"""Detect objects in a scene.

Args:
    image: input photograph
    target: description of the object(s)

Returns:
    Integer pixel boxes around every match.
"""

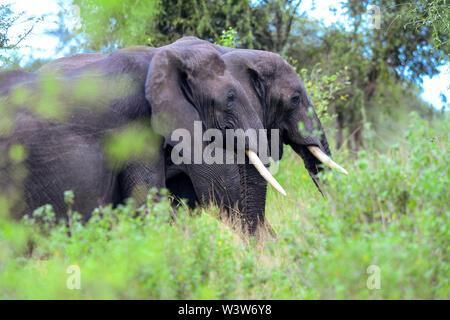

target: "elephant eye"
[226,91,235,108]
[290,95,300,105]
[227,91,235,101]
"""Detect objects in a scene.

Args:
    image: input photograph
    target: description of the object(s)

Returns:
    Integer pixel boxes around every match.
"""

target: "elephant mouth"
[306,145,348,175]
[289,142,348,194]
[291,143,324,175]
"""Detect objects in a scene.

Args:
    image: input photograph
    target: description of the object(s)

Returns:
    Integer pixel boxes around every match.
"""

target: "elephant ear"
[145,46,229,163]
[145,48,200,150]
[245,61,283,159]
[247,66,265,101]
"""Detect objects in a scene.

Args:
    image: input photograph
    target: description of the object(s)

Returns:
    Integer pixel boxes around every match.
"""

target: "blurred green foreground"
[0,113,448,299]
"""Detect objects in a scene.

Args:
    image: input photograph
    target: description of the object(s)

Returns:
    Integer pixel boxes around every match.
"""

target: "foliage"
[405,0,450,57]
[249,0,302,53]
[0,4,42,66]
[296,65,350,129]
[61,0,305,52]
[71,0,160,51]
[217,27,238,48]
[0,114,448,299]
[70,0,255,50]
[286,0,447,150]
[0,4,33,50]
[51,0,447,151]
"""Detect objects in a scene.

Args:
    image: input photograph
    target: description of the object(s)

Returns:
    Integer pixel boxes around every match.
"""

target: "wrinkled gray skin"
[0,42,265,229]
[1,49,159,219]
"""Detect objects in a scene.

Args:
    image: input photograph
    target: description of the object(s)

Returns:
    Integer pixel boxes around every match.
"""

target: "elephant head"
[145,44,286,196]
[221,50,348,192]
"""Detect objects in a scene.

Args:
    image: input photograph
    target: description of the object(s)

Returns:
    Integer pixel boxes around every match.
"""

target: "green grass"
[0,112,448,299]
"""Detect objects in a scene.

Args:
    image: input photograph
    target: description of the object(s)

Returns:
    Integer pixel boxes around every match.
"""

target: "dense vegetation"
[0,0,448,299]
[0,114,448,299]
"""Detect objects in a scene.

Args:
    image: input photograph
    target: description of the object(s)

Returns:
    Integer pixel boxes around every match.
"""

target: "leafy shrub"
[0,113,448,299]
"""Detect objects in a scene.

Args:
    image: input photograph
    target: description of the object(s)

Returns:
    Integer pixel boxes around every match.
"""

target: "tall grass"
[0,113,448,299]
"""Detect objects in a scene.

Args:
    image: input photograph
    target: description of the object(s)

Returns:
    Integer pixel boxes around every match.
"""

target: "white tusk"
[246,150,287,196]
[307,146,349,175]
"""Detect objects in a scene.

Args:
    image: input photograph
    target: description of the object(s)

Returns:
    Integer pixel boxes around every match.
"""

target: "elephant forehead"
[201,72,235,90]
[184,49,226,77]
[274,71,302,93]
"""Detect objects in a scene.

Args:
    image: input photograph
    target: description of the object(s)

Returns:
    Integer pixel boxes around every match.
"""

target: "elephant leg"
[117,154,166,206]
[166,163,198,209]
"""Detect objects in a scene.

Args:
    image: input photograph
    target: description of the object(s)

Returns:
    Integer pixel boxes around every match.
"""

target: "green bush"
[0,113,448,299]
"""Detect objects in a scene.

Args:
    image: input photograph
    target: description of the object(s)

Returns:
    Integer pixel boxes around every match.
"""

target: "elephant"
[94,37,349,235]
[0,41,283,232]
[161,37,349,235]
[1,37,347,237]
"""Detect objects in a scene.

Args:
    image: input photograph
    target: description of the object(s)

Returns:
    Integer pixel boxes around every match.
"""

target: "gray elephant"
[0,41,281,229]
[163,37,348,235]
[1,37,347,237]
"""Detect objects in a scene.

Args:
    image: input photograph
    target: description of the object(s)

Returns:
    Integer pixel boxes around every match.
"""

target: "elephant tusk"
[246,150,287,196]
[307,146,349,175]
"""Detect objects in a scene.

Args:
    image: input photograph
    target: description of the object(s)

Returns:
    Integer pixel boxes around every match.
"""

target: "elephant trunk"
[179,149,273,237]
[238,163,268,236]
